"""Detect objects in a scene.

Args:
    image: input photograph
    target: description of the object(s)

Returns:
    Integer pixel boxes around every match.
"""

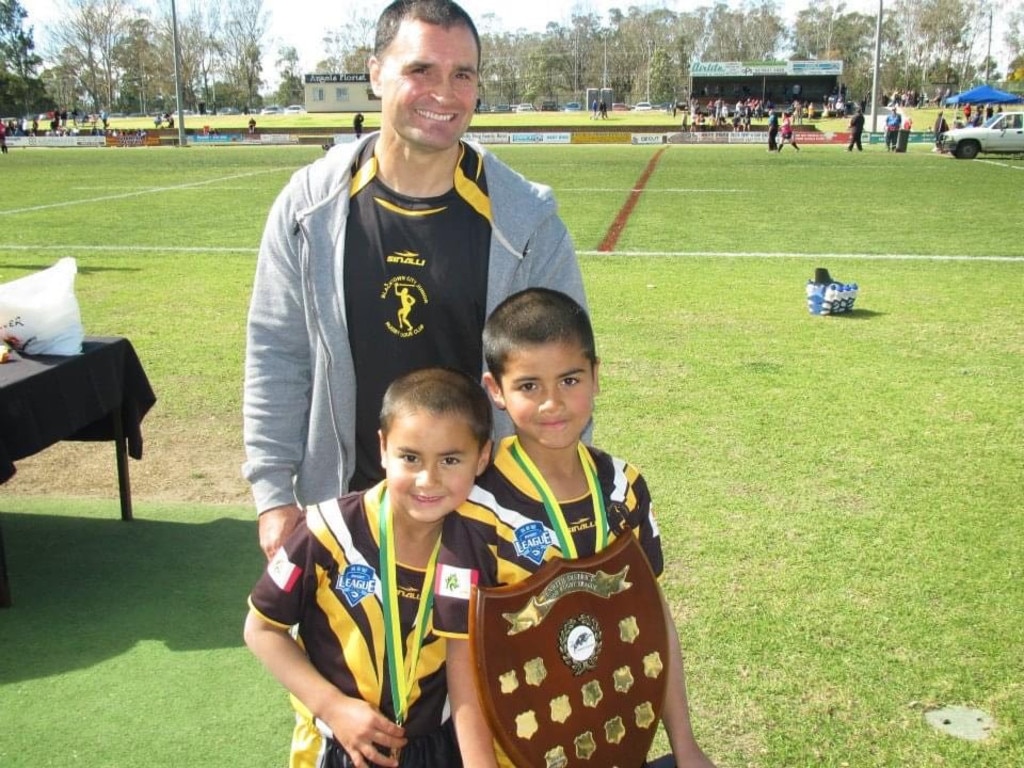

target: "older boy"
[434,288,716,767]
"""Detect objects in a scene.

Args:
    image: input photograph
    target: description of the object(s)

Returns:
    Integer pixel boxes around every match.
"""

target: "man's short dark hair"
[375,0,481,65]
[483,288,597,382]
[380,367,492,448]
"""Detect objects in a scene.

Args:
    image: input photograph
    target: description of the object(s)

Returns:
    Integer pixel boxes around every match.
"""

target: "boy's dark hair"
[483,288,597,381]
[380,367,492,448]
[375,0,481,66]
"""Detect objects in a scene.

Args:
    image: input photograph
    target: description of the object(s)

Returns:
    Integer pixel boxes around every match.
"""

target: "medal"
[507,438,610,558]
[378,490,439,736]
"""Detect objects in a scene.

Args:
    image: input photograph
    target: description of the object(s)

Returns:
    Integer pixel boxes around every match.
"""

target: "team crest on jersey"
[381,276,427,338]
[513,521,553,565]
[337,563,377,607]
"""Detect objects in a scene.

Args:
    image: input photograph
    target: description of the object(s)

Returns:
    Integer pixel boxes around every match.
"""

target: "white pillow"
[0,257,84,355]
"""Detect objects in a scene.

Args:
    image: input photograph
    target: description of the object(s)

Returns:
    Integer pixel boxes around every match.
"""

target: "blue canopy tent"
[944,84,1024,105]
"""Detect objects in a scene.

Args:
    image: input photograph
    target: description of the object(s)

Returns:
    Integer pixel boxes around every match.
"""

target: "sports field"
[0,143,1022,767]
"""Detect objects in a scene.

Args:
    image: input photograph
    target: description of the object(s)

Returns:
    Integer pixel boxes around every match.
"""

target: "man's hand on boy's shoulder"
[258,503,303,560]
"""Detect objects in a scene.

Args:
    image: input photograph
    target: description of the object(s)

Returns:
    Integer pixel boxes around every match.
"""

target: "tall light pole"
[170,0,187,146]
[869,0,883,134]
[985,6,993,84]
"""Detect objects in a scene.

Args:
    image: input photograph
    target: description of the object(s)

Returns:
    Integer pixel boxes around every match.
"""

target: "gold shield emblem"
[471,534,669,767]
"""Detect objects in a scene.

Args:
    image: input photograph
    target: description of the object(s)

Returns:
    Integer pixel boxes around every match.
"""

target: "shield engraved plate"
[471,534,670,768]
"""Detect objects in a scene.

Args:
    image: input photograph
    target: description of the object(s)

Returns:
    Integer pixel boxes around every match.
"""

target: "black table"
[0,336,156,606]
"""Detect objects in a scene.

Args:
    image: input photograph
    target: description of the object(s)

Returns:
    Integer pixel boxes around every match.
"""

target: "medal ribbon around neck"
[508,437,609,559]
[377,489,440,725]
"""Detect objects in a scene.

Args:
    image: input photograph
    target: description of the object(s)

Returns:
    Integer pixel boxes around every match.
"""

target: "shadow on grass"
[0,509,264,684]
[818,309,886,320]
[1,263,144,275]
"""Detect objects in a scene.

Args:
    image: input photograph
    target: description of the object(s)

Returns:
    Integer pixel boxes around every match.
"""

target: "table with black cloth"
[0,336,156,606]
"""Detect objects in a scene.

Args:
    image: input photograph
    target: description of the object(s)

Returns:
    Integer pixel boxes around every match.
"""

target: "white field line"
[561,188,747,193]
[2,243,1021,262]
[578,250,1024,262]
[975,158,1024,170]
[1,243,257,254]
[0,168,290,216]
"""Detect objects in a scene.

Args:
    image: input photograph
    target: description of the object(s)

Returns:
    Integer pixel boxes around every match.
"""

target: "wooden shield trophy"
[471,533,669,768]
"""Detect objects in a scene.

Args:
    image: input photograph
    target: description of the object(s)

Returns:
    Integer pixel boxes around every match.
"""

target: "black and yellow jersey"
[344,138,493,492]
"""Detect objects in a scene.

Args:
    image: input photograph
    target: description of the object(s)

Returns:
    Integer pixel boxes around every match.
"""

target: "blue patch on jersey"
[337,564,377,607]
[513,521,553,566]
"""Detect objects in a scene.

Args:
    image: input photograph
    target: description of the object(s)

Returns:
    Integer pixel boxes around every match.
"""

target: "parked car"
[283,105,306,114]
[493,104,512,112]
[513,103,535,112]
[260,105,283,115]
[611,102,629,111]
[941,111,1024,159]
[563,102,582,112]
[217,106,240,115]
[540,101,559,111]
[633,101,653,111]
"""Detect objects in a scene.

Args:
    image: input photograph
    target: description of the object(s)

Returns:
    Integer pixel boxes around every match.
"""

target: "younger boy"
[245,367,492,768]
[434,288,716,767]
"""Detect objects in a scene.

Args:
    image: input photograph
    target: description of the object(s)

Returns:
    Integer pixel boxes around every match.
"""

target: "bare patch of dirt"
[4,416,252,507]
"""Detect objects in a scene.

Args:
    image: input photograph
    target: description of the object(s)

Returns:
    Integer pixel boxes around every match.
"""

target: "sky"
[19,0,1013,86]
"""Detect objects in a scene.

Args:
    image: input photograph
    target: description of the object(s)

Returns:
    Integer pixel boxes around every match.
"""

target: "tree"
[222,0,266,109]
[0,0,46,114]
[273,45,303,105]
[50,0,133,112]
[112,15,163,114]
[319,8,375,73]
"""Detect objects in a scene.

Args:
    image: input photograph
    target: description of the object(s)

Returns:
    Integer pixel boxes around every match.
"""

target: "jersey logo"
[435,564,477,601]
[268,547,302,593]
[337,563,378,607]
[385,250,426,267]
[513,521,554,565]
[381,276,427,338]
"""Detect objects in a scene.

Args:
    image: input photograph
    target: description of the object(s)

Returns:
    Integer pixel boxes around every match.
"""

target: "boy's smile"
[486,341,599,461]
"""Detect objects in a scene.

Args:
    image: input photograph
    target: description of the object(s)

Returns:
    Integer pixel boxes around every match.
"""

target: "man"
[243,0,587,559]
[352,111,364,138]
[766,109,779,152]
[847,106,864,151]
[885,105,901,151]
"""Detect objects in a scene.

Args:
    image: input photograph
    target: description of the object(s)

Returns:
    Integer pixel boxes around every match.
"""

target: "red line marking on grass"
[597,147,667,252]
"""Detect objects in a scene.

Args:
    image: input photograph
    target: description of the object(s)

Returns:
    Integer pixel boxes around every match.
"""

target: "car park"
[941,111,1024,159]
[283,105,306,114]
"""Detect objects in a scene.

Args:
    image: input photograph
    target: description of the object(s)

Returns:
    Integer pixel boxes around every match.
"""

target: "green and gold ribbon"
[508,437,609,559]
[377,490,440,725]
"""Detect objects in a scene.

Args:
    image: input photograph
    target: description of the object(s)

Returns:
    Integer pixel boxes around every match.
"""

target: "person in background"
[353,111,365,139]
[884,105,901,151]
[766,108,779,152]
[245,367,492,768]
[846,106,865,152]
[933,111,949,153]
[243,0,587,560]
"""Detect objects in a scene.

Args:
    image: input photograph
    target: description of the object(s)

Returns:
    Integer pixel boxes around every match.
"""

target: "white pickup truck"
[941,111,1024,159]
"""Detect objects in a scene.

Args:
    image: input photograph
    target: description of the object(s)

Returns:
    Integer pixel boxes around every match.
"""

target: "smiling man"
[243,0,588,561]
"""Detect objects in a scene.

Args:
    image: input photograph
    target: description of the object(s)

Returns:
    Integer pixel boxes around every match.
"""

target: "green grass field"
[0,142,1022,767]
